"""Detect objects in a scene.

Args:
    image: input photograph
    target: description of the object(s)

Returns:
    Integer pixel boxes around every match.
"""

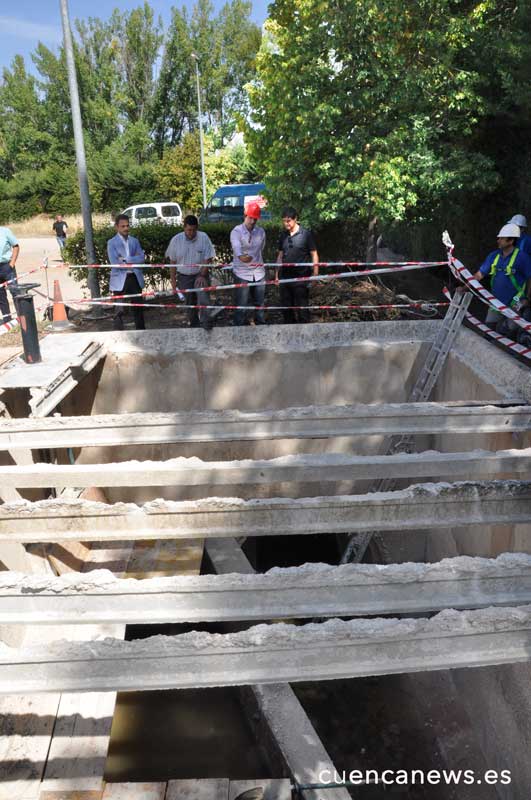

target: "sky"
[0,0,269,72]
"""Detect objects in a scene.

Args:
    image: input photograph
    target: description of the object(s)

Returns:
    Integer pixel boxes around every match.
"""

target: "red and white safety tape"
[68,261,444,306]
[86,299,447,313]
[442,287,531,361]
[69,260,448,271]
[448,256,531,334]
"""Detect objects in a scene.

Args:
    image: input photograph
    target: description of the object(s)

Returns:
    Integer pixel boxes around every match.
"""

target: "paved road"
[14,236,89,316]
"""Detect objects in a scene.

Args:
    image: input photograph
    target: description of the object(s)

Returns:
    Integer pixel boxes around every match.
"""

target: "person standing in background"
[0,226,20,324]
[52,215,69,259]
[165,215,216,331]
[230,202,267,326]
[107,214,146,331]
[276,207,319,324]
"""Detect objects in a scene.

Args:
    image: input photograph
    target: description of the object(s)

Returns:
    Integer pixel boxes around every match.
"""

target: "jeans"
[113,272,145,330]
[56,236,66,251]
[279,276,310,323]
[233,279,266,326]
[0,262,21,324]
[177,272,210,326]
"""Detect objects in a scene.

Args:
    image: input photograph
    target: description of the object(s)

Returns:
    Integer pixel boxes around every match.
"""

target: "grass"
[8,213,111,238]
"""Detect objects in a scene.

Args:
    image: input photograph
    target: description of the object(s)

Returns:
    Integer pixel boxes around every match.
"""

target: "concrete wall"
[74,322,431,503]
[426,327,531,799]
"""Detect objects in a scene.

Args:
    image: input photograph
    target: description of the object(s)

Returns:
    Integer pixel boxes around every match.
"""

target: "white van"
[121,202,183,226]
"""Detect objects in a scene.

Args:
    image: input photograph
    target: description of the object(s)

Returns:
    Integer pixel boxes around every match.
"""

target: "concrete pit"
[1,319,531,798]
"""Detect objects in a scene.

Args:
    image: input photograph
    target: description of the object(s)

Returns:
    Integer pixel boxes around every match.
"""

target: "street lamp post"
[191,53,207,211]
[59,0,100,301]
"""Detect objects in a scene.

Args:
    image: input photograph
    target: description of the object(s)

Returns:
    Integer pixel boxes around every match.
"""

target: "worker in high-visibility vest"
[472,222,531,343]
[507,213,531,257]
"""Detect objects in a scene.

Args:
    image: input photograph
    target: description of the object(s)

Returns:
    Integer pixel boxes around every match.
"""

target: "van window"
[161,205,180,217]
[210,197,222,208]
[136,206,157,220]
[122,208,133,219]
[223,196,243,208]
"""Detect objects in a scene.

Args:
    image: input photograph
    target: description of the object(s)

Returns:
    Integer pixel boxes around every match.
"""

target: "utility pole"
[191,53,208,210]
[59,0,100,300]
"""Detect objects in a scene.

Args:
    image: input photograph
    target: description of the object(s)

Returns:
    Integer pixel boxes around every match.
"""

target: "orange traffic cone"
[50,280,74,331]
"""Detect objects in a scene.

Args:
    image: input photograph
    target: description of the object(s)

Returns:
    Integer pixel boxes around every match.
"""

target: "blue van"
[202,183,270,223]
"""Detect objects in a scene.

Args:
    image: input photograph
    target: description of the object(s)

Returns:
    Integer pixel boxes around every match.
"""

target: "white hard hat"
[498,223,521,238]
[508,214,527,228]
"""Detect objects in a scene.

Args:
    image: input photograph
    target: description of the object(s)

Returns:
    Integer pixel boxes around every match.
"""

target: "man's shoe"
[518,332,531,349]
[201,319,213,331]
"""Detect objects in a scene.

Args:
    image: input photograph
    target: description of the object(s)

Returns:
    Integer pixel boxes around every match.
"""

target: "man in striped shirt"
[165,215,216,331]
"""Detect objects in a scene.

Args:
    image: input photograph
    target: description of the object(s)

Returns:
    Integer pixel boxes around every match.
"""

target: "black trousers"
[0,262,20,324]
[113,273,145,330]
[279,277,310,323]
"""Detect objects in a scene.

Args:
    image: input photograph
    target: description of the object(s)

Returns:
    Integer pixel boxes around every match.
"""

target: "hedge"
[64,219,367,296]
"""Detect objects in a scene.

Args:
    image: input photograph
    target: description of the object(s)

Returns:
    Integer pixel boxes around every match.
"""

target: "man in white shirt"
[165,215,216,330]
[230,202,267,326]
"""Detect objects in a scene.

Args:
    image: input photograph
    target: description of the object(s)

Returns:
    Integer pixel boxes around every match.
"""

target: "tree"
[151,0,261,152]
[155,131,254,211]
[245,0,517,229]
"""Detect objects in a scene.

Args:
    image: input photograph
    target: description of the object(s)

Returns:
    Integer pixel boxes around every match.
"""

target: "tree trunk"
[366,215,378,262]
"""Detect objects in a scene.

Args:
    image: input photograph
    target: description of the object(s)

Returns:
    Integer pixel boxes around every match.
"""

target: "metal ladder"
[340,290,472,565]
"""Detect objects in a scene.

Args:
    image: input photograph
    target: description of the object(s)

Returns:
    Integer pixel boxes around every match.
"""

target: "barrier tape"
[68,261,443,306]
[0,262,48,292]
[83,299,448,313]
[0,319,20,336]
[67,260,448,271]
[442,287,531,361]
[447,254,531,334]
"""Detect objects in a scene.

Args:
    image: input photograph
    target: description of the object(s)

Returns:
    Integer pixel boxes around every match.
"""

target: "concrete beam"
[0,402,529,451]
[205,538,349,800]
[2,554,531,625]
[0,339,104,419]
[4,448,531,490]
[0,480,528,544]
[1,605,531,694]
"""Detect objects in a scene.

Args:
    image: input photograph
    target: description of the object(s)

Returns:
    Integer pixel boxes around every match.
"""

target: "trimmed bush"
[64,219,367,296]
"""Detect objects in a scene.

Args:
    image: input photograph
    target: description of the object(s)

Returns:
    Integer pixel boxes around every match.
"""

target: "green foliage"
[156,132,256,211]
[0,1,260,224]
[245,0,525,230]
[151,0,261,152]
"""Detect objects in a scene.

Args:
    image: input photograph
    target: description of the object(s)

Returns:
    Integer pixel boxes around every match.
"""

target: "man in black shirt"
[52,215,68,259]
[276,206,319,323]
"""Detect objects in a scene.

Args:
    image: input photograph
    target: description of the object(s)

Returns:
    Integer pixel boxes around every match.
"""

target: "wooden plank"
[0,480,529,544]
[229,780,291,800]
[39,691,118,797]
[102,784,166,799]
[1,605,531,694]
[2,553,531,626]
[0,693,61,800]
[166,779,229,800]
[4,447,531,490]
[1,402,529,450]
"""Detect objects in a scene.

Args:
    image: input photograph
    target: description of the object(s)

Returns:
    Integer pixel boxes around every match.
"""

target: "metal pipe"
[192,53,208,210]
[59,0,100,300]
[14,290,41,364]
